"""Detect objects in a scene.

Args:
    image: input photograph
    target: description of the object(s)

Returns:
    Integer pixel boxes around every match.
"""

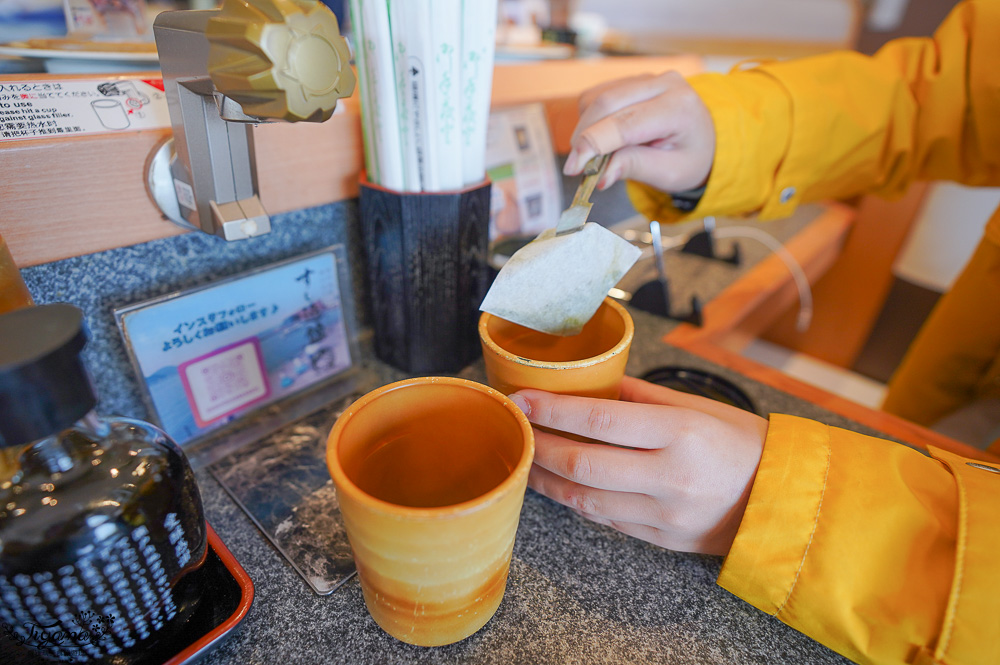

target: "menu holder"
[115,246,360,447]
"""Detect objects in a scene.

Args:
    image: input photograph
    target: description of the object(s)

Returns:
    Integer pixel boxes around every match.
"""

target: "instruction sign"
[0,77,170,142]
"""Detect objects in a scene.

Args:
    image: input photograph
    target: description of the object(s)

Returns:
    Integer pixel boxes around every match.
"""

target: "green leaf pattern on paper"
[436,42,456,145]
[461,49,480,147]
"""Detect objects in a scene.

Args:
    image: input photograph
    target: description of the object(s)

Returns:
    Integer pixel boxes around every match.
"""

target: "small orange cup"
[479,297,634,399]
[326,377,534,646]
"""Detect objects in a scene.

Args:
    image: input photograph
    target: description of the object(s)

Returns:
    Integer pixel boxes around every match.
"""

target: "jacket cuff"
[691,71,792,219]
[719,415,976,665]
[717,414,831,614]
[625,70,792,224]
[923,447,1000,665]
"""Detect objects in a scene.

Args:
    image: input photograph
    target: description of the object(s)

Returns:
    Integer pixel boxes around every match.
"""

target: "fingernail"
[508,393,530,416]
[563,152,581,175]
[597,168,614,190]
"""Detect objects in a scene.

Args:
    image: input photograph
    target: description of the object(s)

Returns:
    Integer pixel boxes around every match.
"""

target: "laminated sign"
[115,248,357,445]
[0,77,170,141]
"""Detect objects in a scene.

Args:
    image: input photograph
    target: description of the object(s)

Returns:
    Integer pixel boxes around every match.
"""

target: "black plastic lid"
[640,366,757,415]
[0,304,96,447]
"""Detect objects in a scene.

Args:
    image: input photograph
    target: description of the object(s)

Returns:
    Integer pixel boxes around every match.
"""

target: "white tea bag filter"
[481,223,641,336]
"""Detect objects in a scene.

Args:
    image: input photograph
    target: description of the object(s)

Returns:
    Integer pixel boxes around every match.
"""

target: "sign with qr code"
[115,247,356,445]
[484,103,561,240]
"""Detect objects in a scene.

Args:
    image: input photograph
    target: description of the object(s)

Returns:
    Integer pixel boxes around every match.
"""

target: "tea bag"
[480,223,641,336]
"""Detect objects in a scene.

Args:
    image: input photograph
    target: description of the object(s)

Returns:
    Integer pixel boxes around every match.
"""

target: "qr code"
[180,339,269,426]
[526,194,543,218]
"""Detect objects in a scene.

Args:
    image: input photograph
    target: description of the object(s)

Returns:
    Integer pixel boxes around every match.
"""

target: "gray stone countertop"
[193,333,880,664]
[189,205,876,665]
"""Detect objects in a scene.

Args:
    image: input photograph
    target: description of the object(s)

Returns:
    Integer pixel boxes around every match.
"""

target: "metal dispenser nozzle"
[148,0,355,241]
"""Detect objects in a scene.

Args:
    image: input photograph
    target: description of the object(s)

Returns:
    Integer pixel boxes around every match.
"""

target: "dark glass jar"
[0,304,207,663]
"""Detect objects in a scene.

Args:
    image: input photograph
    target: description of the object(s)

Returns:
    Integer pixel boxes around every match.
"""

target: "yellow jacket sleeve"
[628,3,1000,662]
[720,415,1000,665]
[882,231,1000,425]
[629,0,1000,245]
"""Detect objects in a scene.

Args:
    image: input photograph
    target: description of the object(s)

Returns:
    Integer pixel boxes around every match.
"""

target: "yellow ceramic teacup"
[326,377,534,646]
[479,297,634,399]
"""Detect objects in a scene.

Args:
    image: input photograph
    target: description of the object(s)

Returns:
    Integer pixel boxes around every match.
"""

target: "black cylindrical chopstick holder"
[359,174,492,373]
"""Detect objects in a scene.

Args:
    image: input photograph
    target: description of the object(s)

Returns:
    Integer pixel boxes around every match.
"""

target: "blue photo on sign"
[116,248,355,445]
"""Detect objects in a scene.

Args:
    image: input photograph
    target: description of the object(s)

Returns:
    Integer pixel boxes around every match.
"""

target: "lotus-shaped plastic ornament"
[206,0,356,123]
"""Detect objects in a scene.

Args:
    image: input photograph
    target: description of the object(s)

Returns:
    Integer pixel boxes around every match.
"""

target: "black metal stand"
[629,277,703,326]
[679,217,741,265]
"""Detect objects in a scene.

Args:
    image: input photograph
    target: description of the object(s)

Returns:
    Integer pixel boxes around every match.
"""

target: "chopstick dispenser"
[148,0,355,240]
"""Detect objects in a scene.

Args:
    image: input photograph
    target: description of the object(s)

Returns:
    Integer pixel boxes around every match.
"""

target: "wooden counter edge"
[0,55,703,268]
[670,337,999,463]
[665,202,857,349]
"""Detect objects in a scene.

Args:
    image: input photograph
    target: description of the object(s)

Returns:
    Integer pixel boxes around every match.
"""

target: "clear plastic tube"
[713,225,813,332]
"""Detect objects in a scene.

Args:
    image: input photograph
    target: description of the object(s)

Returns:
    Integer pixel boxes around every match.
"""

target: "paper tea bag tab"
[481,223,641,336]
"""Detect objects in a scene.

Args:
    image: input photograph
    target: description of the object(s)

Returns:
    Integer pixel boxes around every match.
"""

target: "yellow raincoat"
[627,1,1000,663]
